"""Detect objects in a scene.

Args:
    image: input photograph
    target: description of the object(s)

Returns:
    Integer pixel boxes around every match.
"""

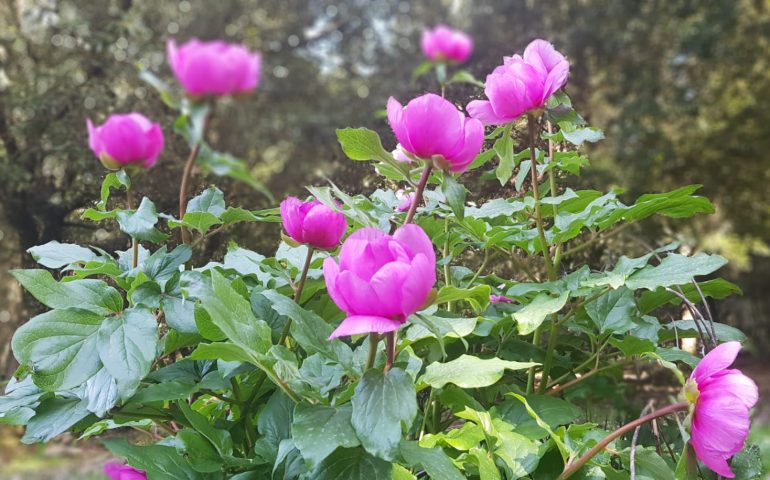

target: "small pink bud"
[280,197,347,250]
[167,38,261,97]
[421,25,473,63]
[395,190,415,213]
[86,113,164,170]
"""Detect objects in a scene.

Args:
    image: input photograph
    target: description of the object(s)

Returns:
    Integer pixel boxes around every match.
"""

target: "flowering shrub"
[0,29,762,480]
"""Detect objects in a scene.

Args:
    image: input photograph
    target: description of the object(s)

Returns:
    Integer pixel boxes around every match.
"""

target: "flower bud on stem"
[558,402,690,479]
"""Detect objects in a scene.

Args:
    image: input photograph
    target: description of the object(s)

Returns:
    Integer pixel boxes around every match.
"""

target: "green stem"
[526,328,542,394]
[418,388,435,440]
[546,358,631,396]
[547,121,563,268]
[365,334,379,371]
[179,110,211,245]
[465,249,491,288]
[126,185,138,269]
[384,331,396,373]
[558,402,690,479]
[279,246,315,346]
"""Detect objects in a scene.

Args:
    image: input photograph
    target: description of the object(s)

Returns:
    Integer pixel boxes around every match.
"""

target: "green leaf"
[175,429,223,473]
[507,394,569,459]
[104,438,202,480]
[585,287,638,333]
[310,447,392,480]
[496,394,582,440]
[22,397,91,443]
[557,122,605,146]
[638,278,741,314]
[514,291,569,335]
[258,391,294,446]
[608,336,656,356]
[399,441,465,480]
[96,170,131,210]
[292,403,360,467]
[466,447,501,480]
[434,285,491,313]
[117,197,168,243]
[351,368,417,460]
[419,355,537,389]
[81,367,119,416]
[391,464,417,480]
[0,377,44,426]
[97,308,159,400]
[494,431,540,477]
[199,270,272,355]
[261,290,355,374]
[442,174,466,220]
[138,69,179,109]
[187,186,226,216]
[626,253,728,290]
[178,401,233,457]
[336,127,393,163]
[142,245,192,288]
[12,308,104,390]
[656,347,699,368]
[162,296,197,334]
[177,211,221,234]
[448,69,485,87]
[27,241,97,269]
[11,269,122,315]
[196,144,273,200]
[494,126,515,185]
[730,444,763,480]
[617,448,674,480]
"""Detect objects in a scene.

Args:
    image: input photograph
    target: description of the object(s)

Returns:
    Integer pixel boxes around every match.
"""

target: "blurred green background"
[0,0,768,477]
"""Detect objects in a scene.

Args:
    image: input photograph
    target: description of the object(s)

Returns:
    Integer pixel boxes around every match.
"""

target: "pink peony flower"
[86,113,164,170]
[421,25,473,63]
[686,341,758,478]
[280,197,347,250]
[324,225,436,338]
[490,294,513,304]
[387,93,484,174]
[104,463,146,480]
[167,38,261,97]
[395,190,415,213]
[467,39,569,125]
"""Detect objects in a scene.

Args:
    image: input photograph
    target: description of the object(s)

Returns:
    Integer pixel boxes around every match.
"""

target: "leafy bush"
[0,33,761,480]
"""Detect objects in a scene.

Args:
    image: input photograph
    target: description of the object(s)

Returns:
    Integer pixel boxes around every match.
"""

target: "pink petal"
[280,197,305,243]
[692,341,742,383]
[336,270,384,315]
[692,393,751,477]
[387,97,415,154]
[446,117,484,173]
[86,119,103,158]
[466,100,509,126]
[338,228,389,280]
[400,253,435,315]
[401,94,464,159]
[323,257,349,313]
[699,369,758,410]
[368,261,412,317]
[393,224,436,265]
[328,315,403,339]
[301,203,346,249]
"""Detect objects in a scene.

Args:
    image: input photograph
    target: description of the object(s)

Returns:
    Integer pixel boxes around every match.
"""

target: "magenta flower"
[104,463,146,480]
[686,341,758,478]
[86,113,164,170]
[421,25,473,63]
[467,39,569,125]
[387,94,484,173]
[395,190,415,213]
[167,38,261,97]
[490,294,513,304]
[280,197,347,250]
[324,225,436,338]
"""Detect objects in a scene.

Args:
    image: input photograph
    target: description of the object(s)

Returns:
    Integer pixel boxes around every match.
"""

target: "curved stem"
[404,164,433,224]
[126,186,138,269]
[279,247,315,346]
[178,142,201,245]
[558,402,689,479]
[443,217,452,312]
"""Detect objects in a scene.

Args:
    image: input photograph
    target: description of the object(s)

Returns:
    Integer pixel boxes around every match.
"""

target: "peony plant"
[0,28,762,480]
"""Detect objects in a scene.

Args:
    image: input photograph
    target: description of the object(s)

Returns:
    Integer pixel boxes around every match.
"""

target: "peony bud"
[467,39,569,125]
[387,93,483,174]
[87,113,164,170]
[167,38,261,97]
[395,190,415,213]
[324,224,436,338]
[280,197,346,250]
[421,25,473,63]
